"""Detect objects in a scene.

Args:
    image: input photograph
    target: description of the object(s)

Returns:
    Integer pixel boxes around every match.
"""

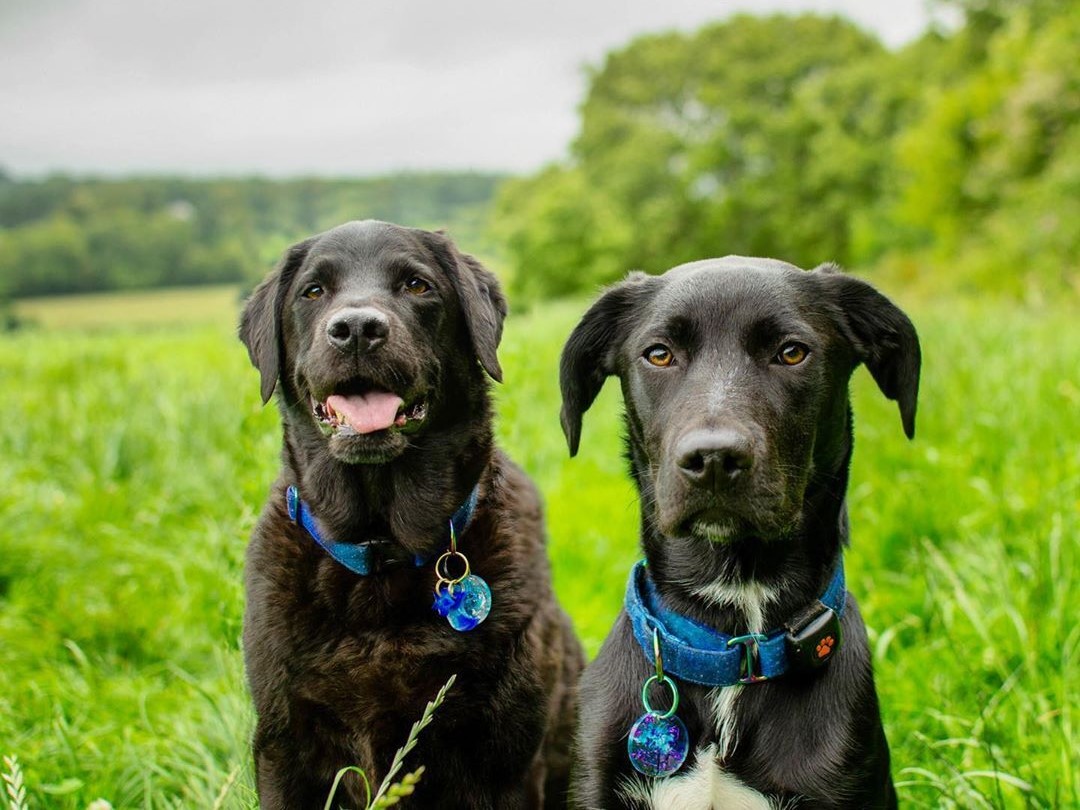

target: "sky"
[0,0,940,178]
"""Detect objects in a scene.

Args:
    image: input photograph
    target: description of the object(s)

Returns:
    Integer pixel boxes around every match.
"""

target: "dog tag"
[627,646,689,778]
[627,711,689,778]
[445,574,491,632]
[432,520,491,633]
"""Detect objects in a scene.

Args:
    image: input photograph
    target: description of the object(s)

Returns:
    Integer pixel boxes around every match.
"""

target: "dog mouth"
[310,385,428,437]
[678,501,797,545]
[689,519,740,544]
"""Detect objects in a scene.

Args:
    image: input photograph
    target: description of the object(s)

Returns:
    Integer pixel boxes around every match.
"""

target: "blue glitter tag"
[445,573,492,631]
[627,711,690,777]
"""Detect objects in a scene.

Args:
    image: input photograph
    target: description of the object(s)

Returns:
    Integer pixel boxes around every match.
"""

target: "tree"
[492,166,632,304]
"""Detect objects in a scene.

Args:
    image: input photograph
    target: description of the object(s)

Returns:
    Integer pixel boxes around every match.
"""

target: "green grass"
[1,290,1077,808]
[12,285,243,330]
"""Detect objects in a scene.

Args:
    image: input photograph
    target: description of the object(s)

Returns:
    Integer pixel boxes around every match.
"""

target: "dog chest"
[618,743,774,810]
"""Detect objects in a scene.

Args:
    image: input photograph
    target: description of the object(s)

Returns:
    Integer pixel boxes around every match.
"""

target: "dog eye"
[644,345,675,367]
[301,283,324,300]
[777,343,809,366]
[404,276,432,295]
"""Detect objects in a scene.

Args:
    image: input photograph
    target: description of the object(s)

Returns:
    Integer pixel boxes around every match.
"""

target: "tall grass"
[0,293,1076,807]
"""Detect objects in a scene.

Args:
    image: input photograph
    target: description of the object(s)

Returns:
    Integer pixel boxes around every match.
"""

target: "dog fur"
[239,220,583,809]
[560,257,919,809]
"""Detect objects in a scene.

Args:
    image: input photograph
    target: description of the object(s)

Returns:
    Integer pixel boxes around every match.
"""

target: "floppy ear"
[238,238,313,404]
[560,273,655,456]
[815,264,922,439]
[422,232,508,382]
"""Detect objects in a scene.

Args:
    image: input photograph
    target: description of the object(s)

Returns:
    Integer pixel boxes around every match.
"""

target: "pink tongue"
[326,391,404,434]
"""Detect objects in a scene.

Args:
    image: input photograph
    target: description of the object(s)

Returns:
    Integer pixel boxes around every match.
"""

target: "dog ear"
[423,232,508,383]
[815,264,922,439]
[455,251,507,383]
[239,238,313,405]
[560,273,654,456]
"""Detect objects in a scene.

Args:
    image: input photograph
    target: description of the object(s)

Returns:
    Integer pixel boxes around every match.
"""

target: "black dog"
[239,220,583,809]
[560,258,919,808]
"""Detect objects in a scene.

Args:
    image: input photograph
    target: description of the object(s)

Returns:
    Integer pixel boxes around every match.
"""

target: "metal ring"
[641,674,680,719]
[434,550,470,585]
[652,628,664,681]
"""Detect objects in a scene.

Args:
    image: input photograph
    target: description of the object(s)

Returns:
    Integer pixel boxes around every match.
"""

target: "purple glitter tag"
[627,711,690,777]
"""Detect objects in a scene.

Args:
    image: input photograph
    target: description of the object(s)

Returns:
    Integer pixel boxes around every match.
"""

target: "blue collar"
[625,559,846,687]
[286,484,480,576]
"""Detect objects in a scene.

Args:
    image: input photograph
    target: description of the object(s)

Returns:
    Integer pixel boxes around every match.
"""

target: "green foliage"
[576,14,884,270]
[493,166,632,303]
[0,173,504,298]
[498,13,892,286]
[498,5,1080,304]
[893,7,1080,297]
[1,290,1076,808]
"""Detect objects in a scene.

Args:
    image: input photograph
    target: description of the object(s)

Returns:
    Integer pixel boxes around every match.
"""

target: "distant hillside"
[0,171,506,298]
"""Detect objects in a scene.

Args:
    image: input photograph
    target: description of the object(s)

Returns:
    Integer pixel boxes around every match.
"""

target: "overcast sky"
[1,0,938,177]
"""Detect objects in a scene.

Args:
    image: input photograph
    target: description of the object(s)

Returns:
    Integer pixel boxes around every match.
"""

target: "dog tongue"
[326,391,404,434]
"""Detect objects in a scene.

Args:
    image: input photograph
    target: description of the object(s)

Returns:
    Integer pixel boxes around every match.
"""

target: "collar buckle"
[726,633,769,684]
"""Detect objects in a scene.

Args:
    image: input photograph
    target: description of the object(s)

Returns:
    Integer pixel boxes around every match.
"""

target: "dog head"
[240,220,506,465]
[560,257,920,547]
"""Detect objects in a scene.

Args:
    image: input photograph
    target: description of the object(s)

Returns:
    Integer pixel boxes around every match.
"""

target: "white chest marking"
[691,579,780,635]
[618,744,774,809]
[708,685,742,761]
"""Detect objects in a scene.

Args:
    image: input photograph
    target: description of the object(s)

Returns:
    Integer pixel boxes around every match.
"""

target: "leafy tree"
[574,14,886,271]
[891,4,1080,294]
[496,6,1080,302]
[493,166,632,304]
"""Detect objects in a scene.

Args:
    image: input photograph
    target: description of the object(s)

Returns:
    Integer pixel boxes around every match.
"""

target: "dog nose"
[675,429,754,489]
[326,307,390,353]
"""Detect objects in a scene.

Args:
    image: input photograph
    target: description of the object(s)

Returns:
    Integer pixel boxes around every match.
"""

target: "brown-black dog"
[561,258,919,808]
[239,220,583,809]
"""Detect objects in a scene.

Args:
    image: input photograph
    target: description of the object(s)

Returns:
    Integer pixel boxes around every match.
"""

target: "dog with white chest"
[560,257,919,809]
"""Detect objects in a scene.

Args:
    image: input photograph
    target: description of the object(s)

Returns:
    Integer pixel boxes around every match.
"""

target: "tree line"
[0,172,502,299]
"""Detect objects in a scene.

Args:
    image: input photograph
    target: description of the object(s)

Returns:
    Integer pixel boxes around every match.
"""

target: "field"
[1,287,1077,809]
[12,285,244,331]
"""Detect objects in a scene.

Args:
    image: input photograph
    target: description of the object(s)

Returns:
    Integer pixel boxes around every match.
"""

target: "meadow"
[1,286,1077,808]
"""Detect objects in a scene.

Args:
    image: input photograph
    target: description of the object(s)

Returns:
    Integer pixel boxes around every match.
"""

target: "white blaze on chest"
[618,744,774,809]
[691,578,780,636]
[692,576,781,758]
[708,685,741,761]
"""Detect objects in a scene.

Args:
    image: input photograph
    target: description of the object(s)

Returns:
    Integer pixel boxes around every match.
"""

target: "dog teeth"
[312,398,346,432]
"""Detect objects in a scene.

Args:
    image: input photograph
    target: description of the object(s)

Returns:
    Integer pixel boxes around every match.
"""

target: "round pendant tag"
[627,711,689,777]
[446,573,492,631]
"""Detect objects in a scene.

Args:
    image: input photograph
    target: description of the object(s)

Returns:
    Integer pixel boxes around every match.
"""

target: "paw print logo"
[815,635,835,659]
